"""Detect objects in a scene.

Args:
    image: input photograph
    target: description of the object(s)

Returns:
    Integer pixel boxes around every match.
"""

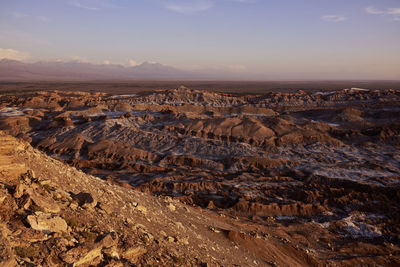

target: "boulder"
[121,246,147,263]
[61,244,103,266]
[72,192,97,209]
[99,232,119,248]
[27,212,68,234]
[29,192,60,213]
[13,183,26,199]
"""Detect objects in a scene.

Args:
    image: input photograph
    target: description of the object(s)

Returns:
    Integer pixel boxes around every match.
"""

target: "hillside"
[0,131,319,266]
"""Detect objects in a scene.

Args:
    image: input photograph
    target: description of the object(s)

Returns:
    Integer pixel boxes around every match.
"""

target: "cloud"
[70,56,90,63]
[365,7,400,15]
[70,0,120,11]
[366,6,400,21]
[365,7,384,15]
[163,0,254,14]
[321,15,346,22]
[0,48,31,61]
[128,59,140,66]
[165,0,213,14]
[12,12,28,19]
[70,0,100,10]
[12,12,50,22]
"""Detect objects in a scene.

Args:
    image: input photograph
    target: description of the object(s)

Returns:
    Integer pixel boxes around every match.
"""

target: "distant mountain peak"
[0,59,194,81]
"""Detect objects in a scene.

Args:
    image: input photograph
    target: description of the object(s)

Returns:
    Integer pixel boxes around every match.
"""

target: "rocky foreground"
[1,131,301,266]
[1,86,400,266]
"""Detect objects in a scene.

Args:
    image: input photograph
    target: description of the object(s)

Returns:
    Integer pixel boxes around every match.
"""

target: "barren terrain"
[1,80,400,95]
[1,85,400,266]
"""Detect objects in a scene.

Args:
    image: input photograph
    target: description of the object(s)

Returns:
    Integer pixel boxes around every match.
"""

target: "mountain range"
[0,59,213,81]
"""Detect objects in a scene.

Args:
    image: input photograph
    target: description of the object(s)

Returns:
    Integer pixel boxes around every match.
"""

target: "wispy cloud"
[70,0,120,11]
[0,48,31,61]
[365,7,400,15]
[165,0,213,14]
[366,6,400,21]
[12,12,50,22]
[164,0,255,14]
[70,0,100,10]
[321,15,346,22]
[12,12,28,19]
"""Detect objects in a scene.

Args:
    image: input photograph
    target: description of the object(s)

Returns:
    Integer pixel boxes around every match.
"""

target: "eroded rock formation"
[1,86,400,266]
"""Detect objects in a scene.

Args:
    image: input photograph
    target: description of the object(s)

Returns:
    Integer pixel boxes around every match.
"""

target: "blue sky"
[0,0,399,79]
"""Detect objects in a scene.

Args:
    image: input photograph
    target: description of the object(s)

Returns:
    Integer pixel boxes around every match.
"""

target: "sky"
[0,0,400,80]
